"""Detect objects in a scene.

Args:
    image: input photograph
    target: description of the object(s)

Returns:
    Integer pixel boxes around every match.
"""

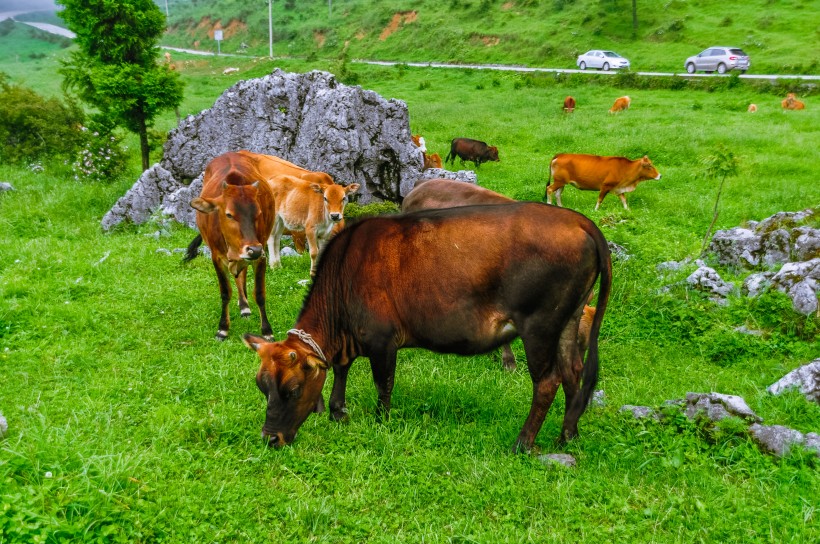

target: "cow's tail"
[183,233,203,262]
[444,139,455,165]
[569,225,612,418]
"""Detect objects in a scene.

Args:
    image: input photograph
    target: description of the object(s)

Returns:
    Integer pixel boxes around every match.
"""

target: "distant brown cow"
[445,138,500,167]
[546,153,662,210]
[563,96,576,113]
[402,178,597,372]
[747,104,758,113]
[781,93,805,110]
[609,96,631,113]
[185,152,275,340]
[243,201,611,452]
[267,175,360,276]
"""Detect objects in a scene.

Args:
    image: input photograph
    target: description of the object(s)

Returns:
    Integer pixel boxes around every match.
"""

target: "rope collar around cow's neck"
[288,329,326,363]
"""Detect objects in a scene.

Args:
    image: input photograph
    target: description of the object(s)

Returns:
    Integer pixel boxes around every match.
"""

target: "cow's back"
[552,154,635,185]
[402,179,512,212]
[309,202,604,351]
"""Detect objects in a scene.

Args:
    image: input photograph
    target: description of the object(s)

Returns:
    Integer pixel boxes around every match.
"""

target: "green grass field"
[1,20,819,544]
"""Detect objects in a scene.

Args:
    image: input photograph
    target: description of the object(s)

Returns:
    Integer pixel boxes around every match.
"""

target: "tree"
[699,147,740,257]
[57,0,183,171]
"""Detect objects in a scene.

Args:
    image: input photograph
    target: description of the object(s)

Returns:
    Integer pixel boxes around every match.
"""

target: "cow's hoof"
[330,407,349,423]
[240,308,251,318]
[215,330,228,341]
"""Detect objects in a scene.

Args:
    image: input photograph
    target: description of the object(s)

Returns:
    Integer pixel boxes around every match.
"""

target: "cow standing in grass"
[243,201,611,453]
[185,152,275,340]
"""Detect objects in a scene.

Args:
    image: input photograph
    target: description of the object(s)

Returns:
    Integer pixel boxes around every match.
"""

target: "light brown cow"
[185,152,275,340]
[609,96,631,113]
[402,178,597,371]
[747,104,758,113]
[781,93,805,110]
[267,175,360,276]
[411,134,427,153]
[546,153,662,210]
[563,96,576,113]
[423,152,443,169]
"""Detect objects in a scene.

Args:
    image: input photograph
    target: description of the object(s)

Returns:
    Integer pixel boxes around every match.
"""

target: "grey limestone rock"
[684,392,762,423]
[619,405,656,419]
[686,266,734,298]
[0,182,14,192]
[767,359,820,404]
[749,423,819,458]
[537,454,577,468]
[103,69,465,230]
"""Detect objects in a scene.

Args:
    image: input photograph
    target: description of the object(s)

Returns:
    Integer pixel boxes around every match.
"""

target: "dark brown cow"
[402,178,597,371]
[184,152,275,340]
[243,202,611,452]
[563,96,576,113]
[445,138,500,167]
[546,153,662,210]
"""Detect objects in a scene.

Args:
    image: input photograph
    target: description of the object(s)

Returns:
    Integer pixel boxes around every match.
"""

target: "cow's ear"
[310,183,324,194]
[191,197,217,214]
[304,354,328,371]
[243,333,271,352]
[345,183,360,193]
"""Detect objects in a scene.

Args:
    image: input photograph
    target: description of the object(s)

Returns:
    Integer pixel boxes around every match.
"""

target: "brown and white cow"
[546,153,662,210]
[445,138,500,167]
[563,96,576,113]
[747,104,758,113]
[781,93,805,110]
[609,96,631,113]
[267,174,359,276]
[402,178,597,371]
[243,201,611,453]
[185,151,275,340]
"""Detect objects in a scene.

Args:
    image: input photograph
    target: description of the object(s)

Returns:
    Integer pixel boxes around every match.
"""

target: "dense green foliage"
[0,72,84,165]
[157,0,820,74]
[57,0,184,170]
[1,10,819,543]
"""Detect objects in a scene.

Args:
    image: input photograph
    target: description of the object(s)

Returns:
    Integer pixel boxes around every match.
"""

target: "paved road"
[6,18,819,81]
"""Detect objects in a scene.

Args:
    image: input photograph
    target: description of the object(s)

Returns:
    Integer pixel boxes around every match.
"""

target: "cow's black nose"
[330,213,342,222]
[245,245,263,260]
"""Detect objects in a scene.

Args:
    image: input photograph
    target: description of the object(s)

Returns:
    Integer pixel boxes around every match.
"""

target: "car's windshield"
[603,51,622,58]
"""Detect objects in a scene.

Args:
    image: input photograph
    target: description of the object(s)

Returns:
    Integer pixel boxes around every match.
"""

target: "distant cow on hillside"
[445,138,500,167]
[781,93,805,110]
[563,96,576,113]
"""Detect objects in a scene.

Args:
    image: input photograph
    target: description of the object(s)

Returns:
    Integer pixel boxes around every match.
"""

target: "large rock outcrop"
[102,69,449,230]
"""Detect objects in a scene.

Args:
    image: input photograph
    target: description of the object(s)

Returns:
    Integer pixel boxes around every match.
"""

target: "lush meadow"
[1,49,819,542]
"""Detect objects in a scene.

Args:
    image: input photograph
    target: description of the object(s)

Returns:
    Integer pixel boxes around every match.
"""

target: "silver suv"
[684,47,750,74]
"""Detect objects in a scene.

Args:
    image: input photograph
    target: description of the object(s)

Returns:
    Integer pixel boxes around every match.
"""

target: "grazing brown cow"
[747,104,758,113]
[546,153,662,210]
[185,152,275,340]
[423,152,443,170]
[563,96,576,113]
[242,201,612,452]
[445,138,500,167]
[267,174,360,276]
[781,93,805,110]
[608,96,631,113]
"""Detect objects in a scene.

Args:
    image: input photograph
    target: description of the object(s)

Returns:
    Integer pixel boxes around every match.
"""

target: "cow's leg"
[618,193,629,210]
[267,219,285,270]
[212,259,232,341]
[369,348,398,422]
[557,313,584,442]
[234,267,251,318]
[252,260,273,339]
[500,343,517,371]
[594,188,611,211]
[555,187,564,207]
[329,362,352,422]
[306,226,320,277]
[513,335,562,453]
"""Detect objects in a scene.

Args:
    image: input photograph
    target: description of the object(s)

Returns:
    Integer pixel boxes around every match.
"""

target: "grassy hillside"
[158,0,820,74]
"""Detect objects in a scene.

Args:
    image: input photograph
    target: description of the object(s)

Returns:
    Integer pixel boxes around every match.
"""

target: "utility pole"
[164,0,169,18]
[329,0,332,18]
[268,0,273,58]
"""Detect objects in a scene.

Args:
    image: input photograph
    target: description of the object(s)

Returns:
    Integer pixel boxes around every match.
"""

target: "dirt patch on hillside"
[314,30,326,48]
[502,2,515,9]
[379,11,417,41]
[470,34,500,47]
[223,19,247,39]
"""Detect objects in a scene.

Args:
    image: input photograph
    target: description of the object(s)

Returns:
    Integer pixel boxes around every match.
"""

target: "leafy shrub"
[0,73,85,165]
[70,123,129,183]
[345,201,400,219]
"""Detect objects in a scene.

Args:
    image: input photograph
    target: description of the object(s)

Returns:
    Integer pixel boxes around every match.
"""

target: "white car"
[576,50,630,71]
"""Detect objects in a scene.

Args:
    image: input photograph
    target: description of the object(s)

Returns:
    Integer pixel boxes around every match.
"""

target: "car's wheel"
[717,63,727,74]
[740,69,747,74]
[686,63,696,74]
[579,61,586,70]
[602,63,610,71]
